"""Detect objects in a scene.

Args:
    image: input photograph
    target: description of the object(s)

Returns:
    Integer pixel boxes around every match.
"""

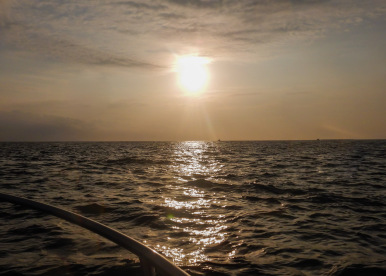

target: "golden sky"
[0,0,385,141]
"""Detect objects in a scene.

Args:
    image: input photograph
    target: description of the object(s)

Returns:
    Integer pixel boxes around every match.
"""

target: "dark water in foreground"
[0,140,385,276]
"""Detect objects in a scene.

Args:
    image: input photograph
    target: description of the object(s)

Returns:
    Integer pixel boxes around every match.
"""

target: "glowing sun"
[176,55,210,93]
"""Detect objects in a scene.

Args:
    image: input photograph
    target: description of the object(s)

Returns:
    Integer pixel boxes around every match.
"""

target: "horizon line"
[0,138,385,143]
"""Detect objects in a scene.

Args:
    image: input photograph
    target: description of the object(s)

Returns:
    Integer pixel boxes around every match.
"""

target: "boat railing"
[0,192,189,276]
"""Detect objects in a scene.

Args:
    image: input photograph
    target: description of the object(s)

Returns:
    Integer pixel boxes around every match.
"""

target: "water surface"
[1,140,385,275]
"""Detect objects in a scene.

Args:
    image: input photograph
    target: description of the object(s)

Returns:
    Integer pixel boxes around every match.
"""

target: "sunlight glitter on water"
[171,141,222,178]
[186,249,209,265]
[156,141,230,266]
[163,198,212,209]
[155,244,186,264]
[182,188,205,197]
[189,228,227,246]
[2,141,385,275]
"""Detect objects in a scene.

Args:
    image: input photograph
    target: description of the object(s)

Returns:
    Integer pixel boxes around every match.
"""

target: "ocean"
[0,140,385,275]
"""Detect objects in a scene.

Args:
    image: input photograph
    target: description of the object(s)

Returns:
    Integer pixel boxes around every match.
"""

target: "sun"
[176,55,210,94]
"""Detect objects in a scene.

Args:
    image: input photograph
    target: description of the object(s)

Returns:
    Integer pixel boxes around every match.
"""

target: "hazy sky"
[1,0,385,141]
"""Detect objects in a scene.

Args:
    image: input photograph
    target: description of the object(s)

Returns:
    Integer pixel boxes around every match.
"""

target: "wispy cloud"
[1,0,385,66]
[0,0,12,27]
[0,110,98,141]
[1,23,165,69]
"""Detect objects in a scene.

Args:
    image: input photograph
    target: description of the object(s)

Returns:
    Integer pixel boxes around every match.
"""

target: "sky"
[0,0,385,141]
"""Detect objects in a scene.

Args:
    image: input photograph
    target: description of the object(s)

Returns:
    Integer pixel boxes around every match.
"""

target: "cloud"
[1,0,385,65]
[166,0,224,9]
[0,0,14,27]
[0,1,166,69]
[0,111,98,141]
[0,22,165,69]
[12,31,164,69]
[113,1,167,11]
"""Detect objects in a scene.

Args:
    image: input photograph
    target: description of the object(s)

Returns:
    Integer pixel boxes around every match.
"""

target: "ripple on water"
[1,140,386,275]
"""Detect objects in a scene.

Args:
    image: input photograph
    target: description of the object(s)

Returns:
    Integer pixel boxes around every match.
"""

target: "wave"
[249,182,308,196]
[75,203,115,215]
[106,156,172,166]
[1,140,386,276]
[183,179,235,191]
[329,263,386,276]
[0,261,143,276]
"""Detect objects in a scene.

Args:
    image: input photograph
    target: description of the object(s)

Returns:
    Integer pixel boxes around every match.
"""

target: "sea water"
[0,140,385,275]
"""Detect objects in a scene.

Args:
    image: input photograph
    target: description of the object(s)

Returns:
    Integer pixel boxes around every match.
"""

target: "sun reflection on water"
[155,244,186,264]
[183,188,205,197]
[155,141,230,266]
[171,141,223,178]
[163,198,212,210]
